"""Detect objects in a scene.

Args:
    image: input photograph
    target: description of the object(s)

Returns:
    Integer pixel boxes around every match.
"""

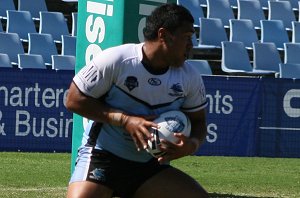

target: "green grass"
[0,152,299,198]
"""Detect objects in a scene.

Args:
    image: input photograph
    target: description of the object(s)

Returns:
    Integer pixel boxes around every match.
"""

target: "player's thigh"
[67,181,113,198]
[133,166,209,198]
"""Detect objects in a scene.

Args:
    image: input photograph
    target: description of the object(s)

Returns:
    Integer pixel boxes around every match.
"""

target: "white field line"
[0,187,67,192]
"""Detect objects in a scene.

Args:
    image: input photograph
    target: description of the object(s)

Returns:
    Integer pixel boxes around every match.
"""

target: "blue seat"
[0,0,16,20]
[229,19,258,49]
[0,32,24,65]
[237,0,265,29]
[51,55,75,71]
[260,20,290,50]
[39,11,70,43]
[259,0,272,10]
[268,1,296,30]
[6,10,37,42]
[177,0,205,27]
[17,54,46,69]
[221,41,275,75]
[206,0,235,28]
[252,42,281,73]
[0,53,13,68]
[18,0,48,20]
[28,33,58,65]
[292,21,300,43]
[186,59,213,75]
[71,12,78,36]
[199,17,228,48]
[279,63,300,79]
[284,42,300,64]
[61,35,76,56]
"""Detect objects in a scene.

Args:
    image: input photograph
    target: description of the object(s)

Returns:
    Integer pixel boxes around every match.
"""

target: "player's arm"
[66,81,157,150]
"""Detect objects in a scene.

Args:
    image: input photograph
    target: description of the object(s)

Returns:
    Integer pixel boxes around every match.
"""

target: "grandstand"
[0,0,77,70]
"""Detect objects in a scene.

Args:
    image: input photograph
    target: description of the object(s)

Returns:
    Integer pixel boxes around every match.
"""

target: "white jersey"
[73,43,207,162]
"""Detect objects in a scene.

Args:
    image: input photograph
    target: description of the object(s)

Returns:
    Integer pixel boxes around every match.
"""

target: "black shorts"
[70,148,170,197]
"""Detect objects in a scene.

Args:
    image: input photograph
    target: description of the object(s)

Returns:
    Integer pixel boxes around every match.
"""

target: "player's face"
[165,22,194,67]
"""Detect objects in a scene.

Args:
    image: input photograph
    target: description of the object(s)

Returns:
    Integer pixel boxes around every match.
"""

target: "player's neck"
[142,43,169,73]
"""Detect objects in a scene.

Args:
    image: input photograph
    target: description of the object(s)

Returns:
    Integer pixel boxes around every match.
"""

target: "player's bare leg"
[133,166,209,198]
[67,181,113,198]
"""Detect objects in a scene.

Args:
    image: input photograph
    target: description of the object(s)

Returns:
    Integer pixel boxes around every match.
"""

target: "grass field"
[0,152,299,198]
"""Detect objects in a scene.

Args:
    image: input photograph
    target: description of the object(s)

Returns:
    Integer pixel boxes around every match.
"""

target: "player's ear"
[158,28,173,46]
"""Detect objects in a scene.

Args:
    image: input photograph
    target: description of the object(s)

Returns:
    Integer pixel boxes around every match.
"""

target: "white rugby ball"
[146,110,191,158]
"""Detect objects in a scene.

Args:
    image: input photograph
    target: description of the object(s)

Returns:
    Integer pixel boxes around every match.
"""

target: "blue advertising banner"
[0,69,299,158]
[197,76,262,157]
[258,78,300,158]
[0,68,73,152]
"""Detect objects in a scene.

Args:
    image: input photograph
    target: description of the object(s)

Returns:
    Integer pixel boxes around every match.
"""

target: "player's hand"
[157,133,197,164]
[122,115,158,151]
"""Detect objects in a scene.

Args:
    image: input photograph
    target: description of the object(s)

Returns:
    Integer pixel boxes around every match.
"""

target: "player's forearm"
[66,82,127,125]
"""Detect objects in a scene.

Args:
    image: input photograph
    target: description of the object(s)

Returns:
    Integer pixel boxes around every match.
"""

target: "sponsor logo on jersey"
[148,78,161,86]
[169,83,184,97]
[124,76,139,91]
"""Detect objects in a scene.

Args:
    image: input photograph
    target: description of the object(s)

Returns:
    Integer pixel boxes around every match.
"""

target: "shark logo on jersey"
[124,76,139,91]
[169,83,184,97]
[165,116,185,133]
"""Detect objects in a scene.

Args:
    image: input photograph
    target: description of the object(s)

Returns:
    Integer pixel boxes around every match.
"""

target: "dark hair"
[143,3,194,41]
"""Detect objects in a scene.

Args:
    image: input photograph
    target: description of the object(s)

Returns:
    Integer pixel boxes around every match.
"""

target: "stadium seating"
[268,1,296,30]
[0,53,13,68]
[186,59,213,75]
[0,20,3,32]
[259,0,273,10]
[177,0,205,27]
[206,0,235,28]
[17,54,46,69]
[199,17,228,48]
[18,0,48,20]
[284,42,300,64]
[28,33,58,66]
[229,19,259,49]
[0,32,24,65]
[252,42,281,74]
[221,41,275,75]
[51,55,75,70]
[0,0,16,20]
[260,20,290,50]
[39,11,70,43]
[292,21,300,43]
[279,63,300,79]
[237,0,265,29]
[6,10,37,42]
[61,35,76,56]
[71,12,78,36]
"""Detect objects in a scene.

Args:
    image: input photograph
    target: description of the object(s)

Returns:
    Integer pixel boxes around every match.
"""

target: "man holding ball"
[66,3,208,198]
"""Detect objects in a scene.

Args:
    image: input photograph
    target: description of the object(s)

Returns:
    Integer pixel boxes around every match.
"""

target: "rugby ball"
[146,110,191,158]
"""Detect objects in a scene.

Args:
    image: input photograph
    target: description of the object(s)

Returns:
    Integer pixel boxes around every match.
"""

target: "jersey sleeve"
[182,65,208,112]
[73,50,118,98]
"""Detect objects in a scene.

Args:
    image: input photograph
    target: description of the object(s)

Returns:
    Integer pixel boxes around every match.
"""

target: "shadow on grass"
[209,193,275,198]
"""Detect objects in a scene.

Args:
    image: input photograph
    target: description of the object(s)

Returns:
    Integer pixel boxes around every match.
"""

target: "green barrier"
[72,0,176,172]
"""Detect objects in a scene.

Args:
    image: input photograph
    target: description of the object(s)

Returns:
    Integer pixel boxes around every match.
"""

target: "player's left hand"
[157,133,196,164]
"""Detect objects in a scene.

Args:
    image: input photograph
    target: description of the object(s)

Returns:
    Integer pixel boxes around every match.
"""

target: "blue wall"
[0,69,299,157]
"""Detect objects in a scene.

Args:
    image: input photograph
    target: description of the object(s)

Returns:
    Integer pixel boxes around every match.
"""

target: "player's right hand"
[122,115,158,151]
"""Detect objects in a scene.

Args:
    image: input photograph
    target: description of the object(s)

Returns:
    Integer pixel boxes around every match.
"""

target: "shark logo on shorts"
[124,76,139,91]
[169,83,184,97]
[89,168,106,182]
